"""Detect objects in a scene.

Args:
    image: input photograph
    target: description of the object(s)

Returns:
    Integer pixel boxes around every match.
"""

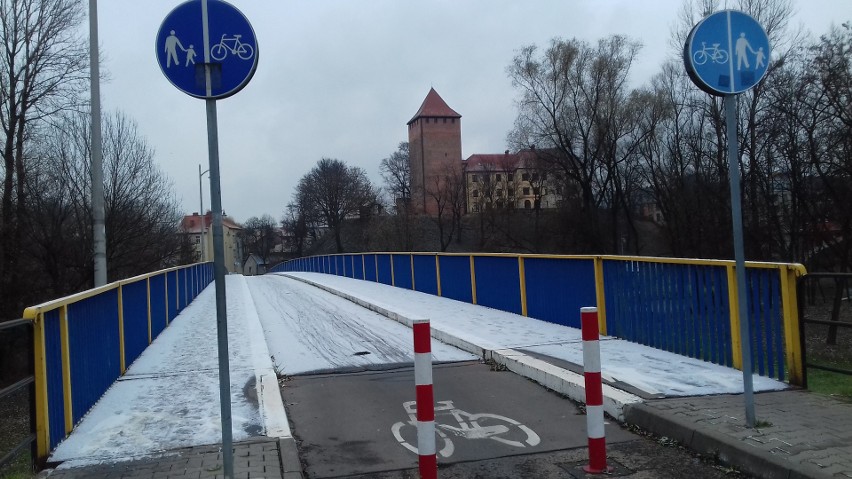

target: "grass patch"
[0,451,34,479]
[806,367,852,401]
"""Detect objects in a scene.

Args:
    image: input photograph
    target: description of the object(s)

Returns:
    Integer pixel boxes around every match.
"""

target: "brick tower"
[407,88,462,215]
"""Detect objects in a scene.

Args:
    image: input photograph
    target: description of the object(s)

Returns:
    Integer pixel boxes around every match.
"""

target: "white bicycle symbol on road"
[210,34,254,61]
[391,400,540,458]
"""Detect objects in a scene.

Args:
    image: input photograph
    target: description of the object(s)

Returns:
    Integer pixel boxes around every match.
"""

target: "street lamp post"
[199,164,210,262]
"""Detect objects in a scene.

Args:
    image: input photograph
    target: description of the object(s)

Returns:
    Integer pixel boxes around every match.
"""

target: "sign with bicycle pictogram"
[156,0,258,99]
[684,10,769,96]
[391,400,541,458]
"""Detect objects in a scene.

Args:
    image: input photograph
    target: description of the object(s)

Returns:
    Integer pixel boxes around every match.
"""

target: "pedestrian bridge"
[18,252,805,463]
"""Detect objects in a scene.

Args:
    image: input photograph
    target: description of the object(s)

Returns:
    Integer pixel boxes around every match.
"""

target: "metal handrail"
[0,318,35,472]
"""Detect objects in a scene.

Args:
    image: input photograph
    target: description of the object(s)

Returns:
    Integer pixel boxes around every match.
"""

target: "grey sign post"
[156,1,258,476]
[684,10,770,428]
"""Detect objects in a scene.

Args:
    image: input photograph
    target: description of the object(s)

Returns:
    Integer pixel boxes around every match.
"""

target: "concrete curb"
[278,437,304,479]
[282,273,641,421]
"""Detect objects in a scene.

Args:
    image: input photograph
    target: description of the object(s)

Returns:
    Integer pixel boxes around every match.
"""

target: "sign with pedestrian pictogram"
[156,0,258,99]
[684,10,770,96]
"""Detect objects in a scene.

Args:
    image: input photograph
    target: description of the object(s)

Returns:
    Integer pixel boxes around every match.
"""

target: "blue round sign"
[684,10,770,96]
[156,0,258,99]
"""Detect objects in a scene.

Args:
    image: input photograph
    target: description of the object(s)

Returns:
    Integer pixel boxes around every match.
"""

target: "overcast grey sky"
[97,0,850,223]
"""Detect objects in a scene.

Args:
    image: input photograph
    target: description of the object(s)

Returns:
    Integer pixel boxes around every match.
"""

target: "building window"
[443,118,447,123]
[523,187,530,195]
[472,175,479,183]
[472,190,479,197]
[496,174,502,181]
[473,204,480,212]
[508,173,514,181]
[195,235,200,244]
[522,173,530,181]
[524,200,532,209]
[508,189,514,197]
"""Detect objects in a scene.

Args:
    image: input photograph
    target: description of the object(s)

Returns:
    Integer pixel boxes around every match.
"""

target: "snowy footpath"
[280,272,788,405]
[50,275,290,466]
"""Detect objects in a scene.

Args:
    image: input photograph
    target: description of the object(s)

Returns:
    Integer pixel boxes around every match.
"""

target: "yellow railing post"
[436,255,442,297]
[59,305,73,436]
[727,264,744,370]
[593,257,608,335]
[118,285,126,374]
[28,309,50,460]
[780,265,805,385]
[470,255,478,305]
[164,272,170,326]
[518,256,528,317]
[147,277,152,344]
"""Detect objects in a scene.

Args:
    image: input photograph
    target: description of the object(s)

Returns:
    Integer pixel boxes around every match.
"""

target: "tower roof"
[407,88,461,125]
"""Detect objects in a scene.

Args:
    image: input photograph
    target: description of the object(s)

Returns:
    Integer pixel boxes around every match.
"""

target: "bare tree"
[507,35,645,252]
[0,0,89,318]
[241,214,277,262]
[380,142,410,208]
[295,158,377,253]
[426,163,465,252]
[24,110,182,301]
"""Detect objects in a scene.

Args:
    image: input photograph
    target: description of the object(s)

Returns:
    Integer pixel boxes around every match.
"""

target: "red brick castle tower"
[407,88,462,215]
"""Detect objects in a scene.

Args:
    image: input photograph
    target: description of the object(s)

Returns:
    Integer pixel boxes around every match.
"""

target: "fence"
[23,262,214,461]
[0,318,35,472]
[272,253,805,386]
[798,272,852,387]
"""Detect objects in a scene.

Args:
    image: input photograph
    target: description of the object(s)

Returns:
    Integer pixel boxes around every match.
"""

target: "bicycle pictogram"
[391,400,540,458]
[210,34,254,61]
[692,42,729,65]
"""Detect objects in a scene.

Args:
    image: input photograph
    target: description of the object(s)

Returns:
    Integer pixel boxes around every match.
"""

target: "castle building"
[407,88,561,215]
[407,88,463,216]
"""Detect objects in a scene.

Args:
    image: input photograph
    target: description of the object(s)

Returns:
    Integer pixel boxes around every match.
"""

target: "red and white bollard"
[413,319,437,479]
[581,307,611,474]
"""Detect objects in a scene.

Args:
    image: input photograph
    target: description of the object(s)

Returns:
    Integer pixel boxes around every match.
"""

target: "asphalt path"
[281,361,633,478]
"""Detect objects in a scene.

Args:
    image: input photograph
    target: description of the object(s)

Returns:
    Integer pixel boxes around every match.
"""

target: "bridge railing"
[22,262,213,460]
[271,253,805,386]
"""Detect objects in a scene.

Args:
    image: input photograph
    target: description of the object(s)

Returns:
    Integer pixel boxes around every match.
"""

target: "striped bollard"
[413,319,437,479]
[581,307,611,474]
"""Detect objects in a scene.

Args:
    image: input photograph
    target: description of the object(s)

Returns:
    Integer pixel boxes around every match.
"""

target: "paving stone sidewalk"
[624,389,852,479]
[43,437,303,479]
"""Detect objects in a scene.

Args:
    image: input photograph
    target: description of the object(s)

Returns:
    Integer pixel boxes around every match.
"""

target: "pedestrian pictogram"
[684,10,770,96]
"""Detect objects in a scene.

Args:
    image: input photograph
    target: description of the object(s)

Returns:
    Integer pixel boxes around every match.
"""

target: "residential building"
[180,212,244,273]
[243,254,267,276]
[464,150,561,212]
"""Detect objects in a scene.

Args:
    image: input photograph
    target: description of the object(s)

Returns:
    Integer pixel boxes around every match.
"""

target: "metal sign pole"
[206,98,234,477]
[725,94,756,427]
[202,0,233,476]
[156,1,256,472]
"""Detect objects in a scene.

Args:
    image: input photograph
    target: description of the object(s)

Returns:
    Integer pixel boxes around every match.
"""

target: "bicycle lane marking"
[391,399,541,457]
